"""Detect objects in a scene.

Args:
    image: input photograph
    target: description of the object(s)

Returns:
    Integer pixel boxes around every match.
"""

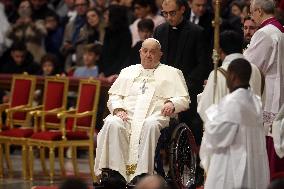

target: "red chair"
[29,78,100,182]
[0,73,37,179]
[27,76,69,182]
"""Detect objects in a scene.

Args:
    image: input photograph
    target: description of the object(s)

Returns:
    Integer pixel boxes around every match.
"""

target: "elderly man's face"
[162,0,185,27]
[243,19,257,42]
[140,39,162,69]
[250,4,262,25]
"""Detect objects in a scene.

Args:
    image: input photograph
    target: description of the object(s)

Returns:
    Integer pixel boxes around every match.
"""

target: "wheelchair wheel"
[169,123,198,189]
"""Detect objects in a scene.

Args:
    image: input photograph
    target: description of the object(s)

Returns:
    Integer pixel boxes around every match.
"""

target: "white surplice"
[94,64,190,182]
[200,88,269,189]
[197,53,262,122]
[272,103,284,158]
[244,24,284,129]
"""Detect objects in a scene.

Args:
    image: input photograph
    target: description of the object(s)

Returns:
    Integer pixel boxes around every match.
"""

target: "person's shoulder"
[159,64,182,74]
[155,22,169,31]
[256,24,282,38]
[121,64,140,72]
[185,20,204,32]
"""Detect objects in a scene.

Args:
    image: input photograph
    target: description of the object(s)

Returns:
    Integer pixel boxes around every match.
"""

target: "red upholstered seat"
[0,128,33,137]
[56,79,100,181]
[10,79,32,121]
[30,130,89,141]
[76,83,97,127]
[27,76,69,182]
[31,131,62,141]
[0,74,37,179]
[66,131,89,140]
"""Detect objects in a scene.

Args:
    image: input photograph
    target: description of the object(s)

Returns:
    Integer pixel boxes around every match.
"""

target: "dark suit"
[189,9,214,50]
[153,19,211,145]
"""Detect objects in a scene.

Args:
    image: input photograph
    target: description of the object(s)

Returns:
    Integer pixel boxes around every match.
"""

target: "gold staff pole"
[212,0,221,103]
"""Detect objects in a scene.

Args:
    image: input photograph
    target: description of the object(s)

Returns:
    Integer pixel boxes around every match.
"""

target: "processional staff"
[212,0,221,103]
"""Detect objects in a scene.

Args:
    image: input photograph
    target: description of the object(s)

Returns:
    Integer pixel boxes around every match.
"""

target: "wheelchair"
[155,121,199,189]
[94,121,199,189]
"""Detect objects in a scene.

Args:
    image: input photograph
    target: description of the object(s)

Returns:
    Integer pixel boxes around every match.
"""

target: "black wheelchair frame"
[155,122,198,189]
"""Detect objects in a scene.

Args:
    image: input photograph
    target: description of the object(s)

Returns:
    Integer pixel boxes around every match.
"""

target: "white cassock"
[272,103,284,158]
[197,53,262,122]
[94,64,190,182]
[200,88,269,189]
[244,23,284,131]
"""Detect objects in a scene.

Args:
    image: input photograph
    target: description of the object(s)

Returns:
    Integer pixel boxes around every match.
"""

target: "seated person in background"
[0,42,40,74]
[73,43,102,78]
[38,53,61,76]
[200,59,269,189]
[34,53,62,106]
[124,19,155,68]
[94,38,190,185]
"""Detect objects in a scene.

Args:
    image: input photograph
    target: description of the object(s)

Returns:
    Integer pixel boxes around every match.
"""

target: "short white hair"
[251,0,275,14]
[143,38,162,49]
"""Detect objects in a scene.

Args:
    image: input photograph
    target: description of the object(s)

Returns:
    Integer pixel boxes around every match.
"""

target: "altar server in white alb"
[94,38,190,183]
[200,59,269,189]
[243,0,284,176]
[197,30,262,123]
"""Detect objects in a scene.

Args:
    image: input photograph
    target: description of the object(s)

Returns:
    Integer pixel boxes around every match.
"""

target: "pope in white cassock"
[200,59,269,189]
[94,38,190,183]
[243,0,284,176]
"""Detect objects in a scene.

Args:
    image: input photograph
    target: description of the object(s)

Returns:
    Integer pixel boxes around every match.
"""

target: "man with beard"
[243,16,258,49]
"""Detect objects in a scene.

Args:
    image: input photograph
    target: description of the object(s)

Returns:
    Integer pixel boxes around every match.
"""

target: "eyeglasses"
[161,10,177,17]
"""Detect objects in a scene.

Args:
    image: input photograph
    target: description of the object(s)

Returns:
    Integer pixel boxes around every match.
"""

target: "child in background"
[34,53,60,105]
[39,53,59,76]
[73,43,102,78]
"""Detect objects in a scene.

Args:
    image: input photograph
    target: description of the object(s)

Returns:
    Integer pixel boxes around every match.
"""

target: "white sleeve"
[243,30,273,74]
[107,94,124,114]
[203,121,239,150]
[197,70,228,122]
[169,96,190,113]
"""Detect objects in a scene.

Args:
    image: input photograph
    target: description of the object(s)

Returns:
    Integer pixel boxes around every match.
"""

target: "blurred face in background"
[64,0,75,9]
[18,0,32,17]
[42,61,55,76]
[162,0,185,27]
[189,0,207,17]
[134,4,150,18]
[103,10,109,25]
[83,52,97,67]
[231,4,242,17]
[11,50,26,65]
[75,0,88,16]
[45,16,58,31]
[87,10,100,27]
[138,29,153,40]
[30,0,47,10]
